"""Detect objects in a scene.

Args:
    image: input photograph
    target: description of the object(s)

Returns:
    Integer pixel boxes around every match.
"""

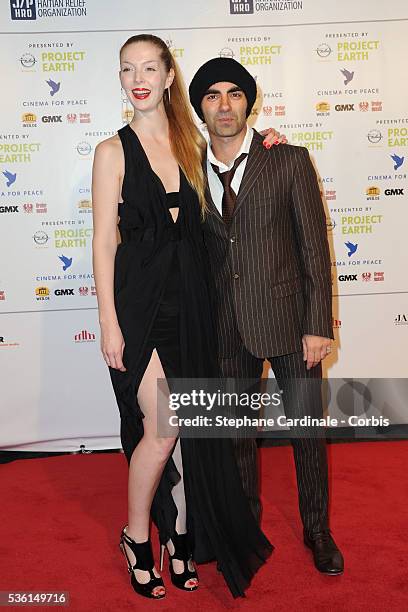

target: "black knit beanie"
[189,57,257,121]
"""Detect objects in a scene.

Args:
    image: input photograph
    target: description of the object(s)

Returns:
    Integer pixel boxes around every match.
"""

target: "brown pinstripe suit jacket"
[202,129,333,359]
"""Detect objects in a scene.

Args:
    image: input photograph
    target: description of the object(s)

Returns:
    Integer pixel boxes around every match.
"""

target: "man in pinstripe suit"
[189,58,344,575]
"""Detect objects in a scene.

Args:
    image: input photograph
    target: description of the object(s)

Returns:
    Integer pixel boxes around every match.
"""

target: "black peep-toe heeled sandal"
[160,532,198,591]
[119,526,165,599]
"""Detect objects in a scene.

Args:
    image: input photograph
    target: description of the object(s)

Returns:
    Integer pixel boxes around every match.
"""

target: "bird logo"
[390,153,404,170]
[46,79,60,96]
[59,255,72,271]
[2,170,16,187]
[340,68,354,85]
[345,242,358,257]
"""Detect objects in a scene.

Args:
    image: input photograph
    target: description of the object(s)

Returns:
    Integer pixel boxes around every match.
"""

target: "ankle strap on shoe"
[170,532,190,560]
[122,533,155,571]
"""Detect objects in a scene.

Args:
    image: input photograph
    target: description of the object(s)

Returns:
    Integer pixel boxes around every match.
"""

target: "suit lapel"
[203,159,224,224]
[233,130,268,218]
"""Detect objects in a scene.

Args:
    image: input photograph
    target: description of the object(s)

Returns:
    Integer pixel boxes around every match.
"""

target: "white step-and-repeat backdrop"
[1,1,407,451]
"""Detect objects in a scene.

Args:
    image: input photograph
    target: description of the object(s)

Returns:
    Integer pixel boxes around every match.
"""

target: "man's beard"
[212,115,246,137]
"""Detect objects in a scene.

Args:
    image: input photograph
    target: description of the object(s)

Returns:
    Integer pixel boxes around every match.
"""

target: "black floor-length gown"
[109,124,273,598]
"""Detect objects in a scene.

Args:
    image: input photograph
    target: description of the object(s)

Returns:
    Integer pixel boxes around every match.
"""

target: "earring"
[121,87,133,124]
[167,86,171,104]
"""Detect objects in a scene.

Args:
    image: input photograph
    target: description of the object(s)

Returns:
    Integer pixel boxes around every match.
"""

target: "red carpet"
[1,442,407,611]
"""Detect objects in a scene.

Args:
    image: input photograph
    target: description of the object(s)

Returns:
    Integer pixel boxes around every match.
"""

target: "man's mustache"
[215,114,237,120]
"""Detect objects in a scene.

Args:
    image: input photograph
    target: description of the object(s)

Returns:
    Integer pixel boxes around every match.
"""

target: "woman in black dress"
[92,34,272,600]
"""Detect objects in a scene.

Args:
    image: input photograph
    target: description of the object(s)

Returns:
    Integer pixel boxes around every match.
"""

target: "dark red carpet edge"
[1,442,407,612]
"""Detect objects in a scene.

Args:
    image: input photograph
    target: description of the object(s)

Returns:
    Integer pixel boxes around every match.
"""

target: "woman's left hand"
[260,127,287,149]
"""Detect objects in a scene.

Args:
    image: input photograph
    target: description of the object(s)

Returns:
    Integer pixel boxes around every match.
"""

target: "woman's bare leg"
[125,348,196,589]
[124,349,177,593]
[166,439,197,585]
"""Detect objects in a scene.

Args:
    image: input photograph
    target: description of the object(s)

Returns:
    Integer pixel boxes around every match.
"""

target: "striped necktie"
[211,152,247,224]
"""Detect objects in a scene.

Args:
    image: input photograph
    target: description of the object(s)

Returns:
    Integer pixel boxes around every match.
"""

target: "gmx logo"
[10,0,36,20]
[230,0,254,14]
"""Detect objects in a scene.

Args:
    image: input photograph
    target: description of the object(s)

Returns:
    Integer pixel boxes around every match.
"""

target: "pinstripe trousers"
[220,342,329,535]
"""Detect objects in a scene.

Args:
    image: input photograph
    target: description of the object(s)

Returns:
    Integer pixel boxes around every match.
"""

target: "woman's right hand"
[100,323,127,371]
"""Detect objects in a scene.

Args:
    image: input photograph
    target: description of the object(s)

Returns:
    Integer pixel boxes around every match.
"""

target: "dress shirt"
[206,125,254,215]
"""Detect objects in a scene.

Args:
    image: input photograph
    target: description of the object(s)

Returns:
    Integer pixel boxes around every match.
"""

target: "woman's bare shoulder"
[94,134,124,172]
[95,133,122,155]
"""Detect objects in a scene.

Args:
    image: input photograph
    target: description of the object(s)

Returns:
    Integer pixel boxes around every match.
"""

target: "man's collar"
[206,125,254,171]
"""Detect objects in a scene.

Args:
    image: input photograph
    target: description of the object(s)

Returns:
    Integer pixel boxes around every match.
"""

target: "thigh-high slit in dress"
[109,124,273,598]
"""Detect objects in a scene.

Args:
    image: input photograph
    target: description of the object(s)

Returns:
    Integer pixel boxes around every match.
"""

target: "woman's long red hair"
[120,34,207,216]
